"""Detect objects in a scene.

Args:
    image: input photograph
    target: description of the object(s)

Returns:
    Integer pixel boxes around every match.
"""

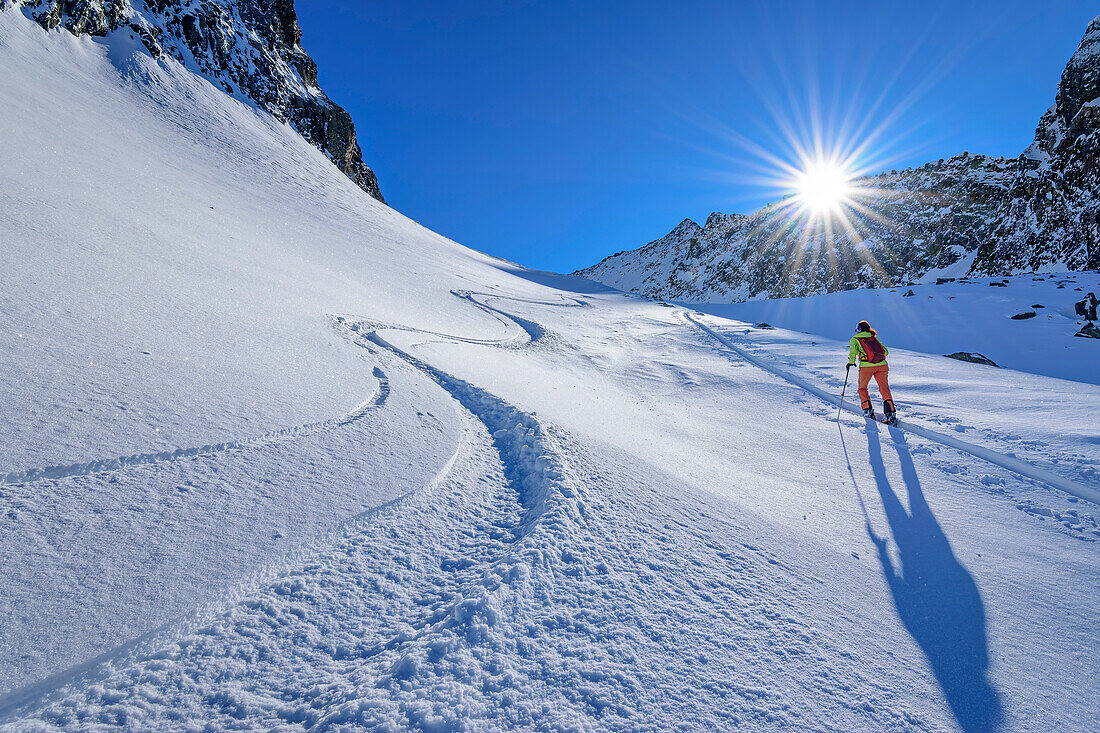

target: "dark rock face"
[26,0,128,35]
[973,16,1100,273]
[580,14,1100,302]
[18,0,383,202]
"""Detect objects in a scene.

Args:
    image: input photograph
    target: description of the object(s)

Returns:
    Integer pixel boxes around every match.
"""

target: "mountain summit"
[16,0,383,201]
[579,15,1100,302]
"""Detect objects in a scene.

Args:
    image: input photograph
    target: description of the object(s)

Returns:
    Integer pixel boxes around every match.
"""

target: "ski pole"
[837,363,852,421]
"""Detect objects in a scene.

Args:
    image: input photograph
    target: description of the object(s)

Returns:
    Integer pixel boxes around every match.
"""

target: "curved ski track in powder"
[363,327,576,541]
[337,290,584,351]
[332,293,586,657]
[340,288,587,540]
[0,367,390,486]
[684,311,1100,505]
[0,291,579,722]
[0,412,472,724]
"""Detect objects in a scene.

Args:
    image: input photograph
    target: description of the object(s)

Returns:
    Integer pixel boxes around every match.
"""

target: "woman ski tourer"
[848,320,896,424]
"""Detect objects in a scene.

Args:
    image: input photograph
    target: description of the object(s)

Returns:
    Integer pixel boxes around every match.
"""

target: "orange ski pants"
[858,364,893,410]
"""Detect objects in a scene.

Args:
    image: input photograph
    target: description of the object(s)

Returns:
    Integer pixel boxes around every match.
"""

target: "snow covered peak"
[578,155,1016,302]
[704,211,745,232]
[582,14,1100,302]
[670,217,704,238]
[12,0,384,201]
[1027,13,1100,157]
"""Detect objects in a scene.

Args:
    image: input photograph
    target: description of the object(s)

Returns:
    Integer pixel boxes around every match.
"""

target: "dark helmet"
[856,320,872,333]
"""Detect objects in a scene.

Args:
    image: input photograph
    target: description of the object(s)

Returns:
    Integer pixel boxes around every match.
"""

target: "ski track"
[341,287,590,544]
[335,289,584,352]
[363,330,573,541]
[0,403,473,724]
[6,290,1097,730]
[0,367,390,487]
[0,291,586,724]
[0,286,551,490]
[3,291,944,733]
[684,311,1100,506]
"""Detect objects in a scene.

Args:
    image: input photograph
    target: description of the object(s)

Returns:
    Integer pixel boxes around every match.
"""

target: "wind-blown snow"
[1,10,1098,732]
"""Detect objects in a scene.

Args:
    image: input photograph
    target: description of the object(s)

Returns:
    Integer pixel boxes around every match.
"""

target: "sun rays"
[792,157,855,217]
[743,137,920,297]
[659,24,957,297]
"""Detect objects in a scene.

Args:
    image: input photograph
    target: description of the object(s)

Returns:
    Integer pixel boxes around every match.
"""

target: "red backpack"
[860,334,887,363]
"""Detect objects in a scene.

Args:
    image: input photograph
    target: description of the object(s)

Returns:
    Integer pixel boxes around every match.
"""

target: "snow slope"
[2,11,1098,732]
[0,11,531,700]
[690,273,1100,385]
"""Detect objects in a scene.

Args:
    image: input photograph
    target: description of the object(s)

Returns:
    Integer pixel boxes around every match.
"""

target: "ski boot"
[862,403,875,420]
[883,400,897,426]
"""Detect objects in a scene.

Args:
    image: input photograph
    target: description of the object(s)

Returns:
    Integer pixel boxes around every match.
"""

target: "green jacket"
[849,332,888,367]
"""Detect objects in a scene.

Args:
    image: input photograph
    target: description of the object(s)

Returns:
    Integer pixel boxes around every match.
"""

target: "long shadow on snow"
[863,424,1003,733]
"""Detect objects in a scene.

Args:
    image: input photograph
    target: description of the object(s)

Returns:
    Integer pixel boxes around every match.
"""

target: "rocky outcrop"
[973,16,1100,273]
[15,0,383,201]
[945,353,1000,367]
[581,15,1100,302]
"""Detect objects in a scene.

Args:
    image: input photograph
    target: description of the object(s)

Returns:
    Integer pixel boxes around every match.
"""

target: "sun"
[794,160,854,216]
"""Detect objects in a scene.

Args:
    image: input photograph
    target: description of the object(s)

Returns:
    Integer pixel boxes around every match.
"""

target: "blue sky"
[295,0,1099,273]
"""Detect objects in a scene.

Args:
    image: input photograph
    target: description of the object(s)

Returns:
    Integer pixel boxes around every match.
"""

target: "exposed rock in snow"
[11,0,384,201]
[945,352,1000,367]
[580,14,1100,301]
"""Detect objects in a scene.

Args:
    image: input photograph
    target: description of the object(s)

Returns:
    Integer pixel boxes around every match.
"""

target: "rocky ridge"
[12,0,383,201]
[580,15,1100,302]
[973,15,1100,273]
[581,154,1015,301]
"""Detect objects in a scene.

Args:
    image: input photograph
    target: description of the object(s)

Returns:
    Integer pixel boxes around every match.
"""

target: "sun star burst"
[794,159,854,216]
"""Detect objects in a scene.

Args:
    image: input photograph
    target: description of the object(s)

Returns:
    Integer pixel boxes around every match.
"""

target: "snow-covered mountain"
[2,6,1098,731]
[13,0,384,200]
[579,15,1100,302]
[974,16,1100,274]
[580,154,1017,301]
